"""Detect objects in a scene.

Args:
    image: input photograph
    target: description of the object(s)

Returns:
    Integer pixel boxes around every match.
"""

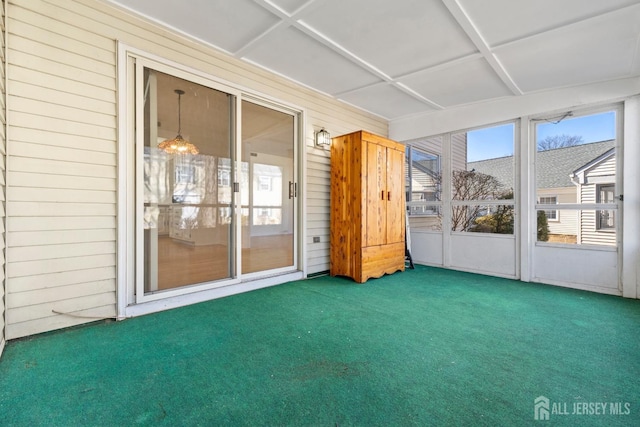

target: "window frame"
[596,183,615,231]
[405,145,442,218]
[538,196,558,221]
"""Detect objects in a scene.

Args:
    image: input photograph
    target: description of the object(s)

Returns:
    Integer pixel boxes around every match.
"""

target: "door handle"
[289,181,294,199]
[387,191,391,201]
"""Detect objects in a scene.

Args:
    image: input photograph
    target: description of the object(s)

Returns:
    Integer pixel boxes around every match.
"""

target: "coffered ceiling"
[106,0,640,121]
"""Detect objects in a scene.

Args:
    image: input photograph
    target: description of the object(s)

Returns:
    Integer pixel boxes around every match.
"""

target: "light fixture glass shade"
[315,128,331,147]
[159,89,199,155]
[158,134,199,154]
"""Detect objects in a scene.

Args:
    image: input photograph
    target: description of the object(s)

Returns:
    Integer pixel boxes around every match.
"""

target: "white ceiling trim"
[441,0,522,95]
[234,0,313,58]
[249,0,448,111]
[103,0,640,121]
[393,83,444,110]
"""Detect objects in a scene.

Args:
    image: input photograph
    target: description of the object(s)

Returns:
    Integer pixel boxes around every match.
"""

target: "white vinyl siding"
[538,187,578,236]
[1,0,6,356]
[578,156,616,246]
[306,147,330,274]
[5,0,385,337]
[6,0,117,339]
[451,133,467,171]
[538,196,557,220]
[587,156,616,178]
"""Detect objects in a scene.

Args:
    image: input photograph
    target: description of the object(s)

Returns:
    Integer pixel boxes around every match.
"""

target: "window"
[218,170,230,187]
[596,184,615,230]
[538,196,558,221]
[405,145,441,216]
[451,123,515,234]
[258,176,272,191]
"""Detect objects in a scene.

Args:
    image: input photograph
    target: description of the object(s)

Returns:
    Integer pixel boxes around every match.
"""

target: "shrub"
[537,210,549,242]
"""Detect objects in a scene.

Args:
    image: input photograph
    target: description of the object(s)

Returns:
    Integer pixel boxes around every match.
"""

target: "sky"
[467,111,616,162]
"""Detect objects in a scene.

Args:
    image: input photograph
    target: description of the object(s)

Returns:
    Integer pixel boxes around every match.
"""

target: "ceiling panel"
[299,0,478,77]
[495,6,640,92]
[339,84,434,119]
[243,26,382,95]
[106,0,640,121]
[459,0,640,46]
[399,58,513,107]
[268,0,310,15]
[109,0,280,53]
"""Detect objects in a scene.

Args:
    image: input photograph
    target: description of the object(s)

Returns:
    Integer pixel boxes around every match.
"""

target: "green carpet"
[1,265,638,426]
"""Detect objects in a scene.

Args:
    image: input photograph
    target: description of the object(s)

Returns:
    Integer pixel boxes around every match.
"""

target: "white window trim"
[538,195,559,222]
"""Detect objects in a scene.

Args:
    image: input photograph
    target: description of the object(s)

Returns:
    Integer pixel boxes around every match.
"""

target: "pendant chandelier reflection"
[158,89,199,155]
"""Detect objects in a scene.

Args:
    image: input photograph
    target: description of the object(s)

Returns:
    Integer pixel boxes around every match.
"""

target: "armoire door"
[365,141,387,247]
[386,147,405,245]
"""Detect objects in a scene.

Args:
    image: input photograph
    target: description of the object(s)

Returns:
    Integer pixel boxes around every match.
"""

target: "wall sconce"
[315,128,331,148]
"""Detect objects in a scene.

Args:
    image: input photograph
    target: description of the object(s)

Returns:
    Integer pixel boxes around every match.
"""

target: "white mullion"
[513,119,522,279]
[442,133,452,267]
[535,203,618,210]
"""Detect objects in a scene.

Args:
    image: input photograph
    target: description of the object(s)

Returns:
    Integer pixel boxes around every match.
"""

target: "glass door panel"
[534,110,618,246]
[142,68,234,295]
[532,108,621,292]
[241,101,295,274]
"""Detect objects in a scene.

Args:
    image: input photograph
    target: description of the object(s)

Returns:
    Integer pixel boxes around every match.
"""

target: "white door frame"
[529,103,623,295]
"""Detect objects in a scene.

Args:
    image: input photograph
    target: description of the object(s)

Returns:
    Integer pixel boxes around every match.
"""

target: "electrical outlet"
[313,236,320,243]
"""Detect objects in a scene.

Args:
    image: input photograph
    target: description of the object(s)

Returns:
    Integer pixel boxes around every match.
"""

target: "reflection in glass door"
[241,101,295,274]
[141,68,234,295]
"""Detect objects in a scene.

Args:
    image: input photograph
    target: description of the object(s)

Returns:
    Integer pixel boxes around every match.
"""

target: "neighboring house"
[570,148,616,245]
[469,140,615,241]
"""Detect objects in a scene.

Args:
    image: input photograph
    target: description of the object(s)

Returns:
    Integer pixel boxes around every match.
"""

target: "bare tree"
[449,170,502,232]
[537,134,583,151]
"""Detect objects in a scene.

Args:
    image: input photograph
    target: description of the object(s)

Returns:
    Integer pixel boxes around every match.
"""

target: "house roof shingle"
[468,140,615,190]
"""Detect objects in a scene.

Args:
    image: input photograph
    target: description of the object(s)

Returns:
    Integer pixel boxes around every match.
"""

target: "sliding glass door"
[135,61,298,303]
[140,68,235,296]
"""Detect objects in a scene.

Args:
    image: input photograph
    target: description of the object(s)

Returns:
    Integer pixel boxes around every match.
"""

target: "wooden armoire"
[330,130,406,283]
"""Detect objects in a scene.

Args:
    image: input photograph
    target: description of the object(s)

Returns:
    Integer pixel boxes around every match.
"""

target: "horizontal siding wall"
[306,146,331,274]
[579,185,616,246]
[587,156,615,178]
[5,0,386,338]
[540,187,578,236]
[579,156,616,246]
[1,0,6,354]
[6,0,117,339]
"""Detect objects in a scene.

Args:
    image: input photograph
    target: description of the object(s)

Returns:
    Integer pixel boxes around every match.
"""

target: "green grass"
[1,265,639,426]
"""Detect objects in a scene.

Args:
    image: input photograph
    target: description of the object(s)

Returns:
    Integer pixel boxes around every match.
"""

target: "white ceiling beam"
[441,0,523,96]
[249,0,443,110]
[234,0,309,58]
